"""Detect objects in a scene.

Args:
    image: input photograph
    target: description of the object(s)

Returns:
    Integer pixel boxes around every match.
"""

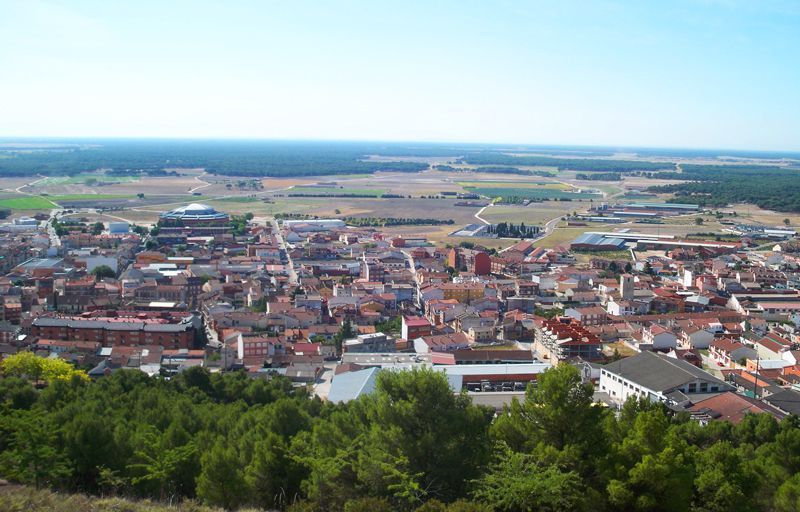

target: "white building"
[599,351,733,405]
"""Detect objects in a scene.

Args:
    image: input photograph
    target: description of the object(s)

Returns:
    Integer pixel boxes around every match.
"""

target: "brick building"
[31,312,200,349]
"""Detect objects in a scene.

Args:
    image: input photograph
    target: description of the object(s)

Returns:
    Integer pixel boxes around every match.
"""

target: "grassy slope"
[0,485,226,512]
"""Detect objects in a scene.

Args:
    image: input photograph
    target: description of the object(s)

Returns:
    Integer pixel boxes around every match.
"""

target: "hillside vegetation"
[3,359,800,511]
[0,485,222,512]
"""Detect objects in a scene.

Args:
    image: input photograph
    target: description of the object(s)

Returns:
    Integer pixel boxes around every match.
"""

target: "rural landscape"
[4,140,800,512]
[2,140,799,252]
[4,1,800,511]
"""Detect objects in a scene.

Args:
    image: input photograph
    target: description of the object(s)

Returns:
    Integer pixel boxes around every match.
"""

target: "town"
[5,169,800,510]
[2,0,800,509]
[3,195,800,415]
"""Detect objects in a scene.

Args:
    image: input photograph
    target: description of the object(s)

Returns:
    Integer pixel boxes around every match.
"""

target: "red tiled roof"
[689,392,785,424]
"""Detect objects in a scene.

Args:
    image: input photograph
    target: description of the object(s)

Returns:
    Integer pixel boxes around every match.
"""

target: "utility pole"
[753,354,760,399]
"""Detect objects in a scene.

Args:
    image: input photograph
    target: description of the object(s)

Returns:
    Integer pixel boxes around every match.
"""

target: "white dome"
[160,203,228,221]
[178,203,215,214]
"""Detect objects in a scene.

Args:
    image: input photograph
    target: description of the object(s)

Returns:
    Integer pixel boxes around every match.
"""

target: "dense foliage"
[648,164,800,212]
[2,361,800,511]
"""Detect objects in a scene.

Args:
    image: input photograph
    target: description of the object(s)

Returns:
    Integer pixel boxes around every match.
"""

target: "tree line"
[344,217,455,227]
[463,153,674,172]
[647,164,800,212]
[433,165,534,176]
[274,213,454,227]
[576,172,622,181]
[486,222,540,238]
[3,360,800,511]
[0,141,429,178]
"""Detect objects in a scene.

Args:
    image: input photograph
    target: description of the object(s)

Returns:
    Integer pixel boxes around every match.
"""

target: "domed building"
[159,203,230,227]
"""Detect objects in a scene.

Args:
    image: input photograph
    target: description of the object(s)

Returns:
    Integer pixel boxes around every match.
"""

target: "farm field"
[285,187,388,197]
[46,194,134,201]
[0,196,56,209]
[721,203,800,227]
[0,165,794,254]
[24,173,211,197]
[479,203,583,226]
[456,181,570,190]
[37,173,139,186]
[466,187,601,200]
[533,226,591,248]
[212,196,261,203]
[260,177,323,190]
[0,176,46,190]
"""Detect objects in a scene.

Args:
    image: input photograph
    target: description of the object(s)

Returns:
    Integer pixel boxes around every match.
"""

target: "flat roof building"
[570,233,627,251]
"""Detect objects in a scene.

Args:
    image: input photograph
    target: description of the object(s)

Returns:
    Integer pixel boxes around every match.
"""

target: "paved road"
[523,214,564,247]
[188,173,213,193]
[313,363,336,400]
[14,175,47,194]
[474,204,492,225]
[45,208,63,248]
[270,218,299,285]
[204,320,222,348]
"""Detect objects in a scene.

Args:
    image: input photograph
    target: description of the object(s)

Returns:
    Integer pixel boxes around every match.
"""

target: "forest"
[462,153,675,172]
[0,141,671,179]
[0,141,428,177]
[648,164,800,212]
[2,140,796,180]
[2,357,800,512]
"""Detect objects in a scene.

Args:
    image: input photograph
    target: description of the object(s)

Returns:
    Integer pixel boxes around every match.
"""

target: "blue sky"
[1,0,799,150]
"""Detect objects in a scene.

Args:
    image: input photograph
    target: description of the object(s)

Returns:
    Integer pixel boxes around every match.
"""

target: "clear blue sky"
[1,0,799,150]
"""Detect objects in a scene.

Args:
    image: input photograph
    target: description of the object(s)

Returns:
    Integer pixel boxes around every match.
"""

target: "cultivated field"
[0,166,794,250]
[0,196,56,209]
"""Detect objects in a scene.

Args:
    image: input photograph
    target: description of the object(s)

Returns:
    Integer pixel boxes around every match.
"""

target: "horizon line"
[0,135,799,156]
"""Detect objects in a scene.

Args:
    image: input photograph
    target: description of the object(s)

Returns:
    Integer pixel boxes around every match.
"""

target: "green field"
[466,187,601,200]
[47,194,134,201]
[0,196,57,209]
[38,173,139,186]
[457,181,569,190]
[287,186,387,196]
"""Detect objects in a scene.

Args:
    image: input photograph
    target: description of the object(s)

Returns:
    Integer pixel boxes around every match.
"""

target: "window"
[688,383,697,393]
